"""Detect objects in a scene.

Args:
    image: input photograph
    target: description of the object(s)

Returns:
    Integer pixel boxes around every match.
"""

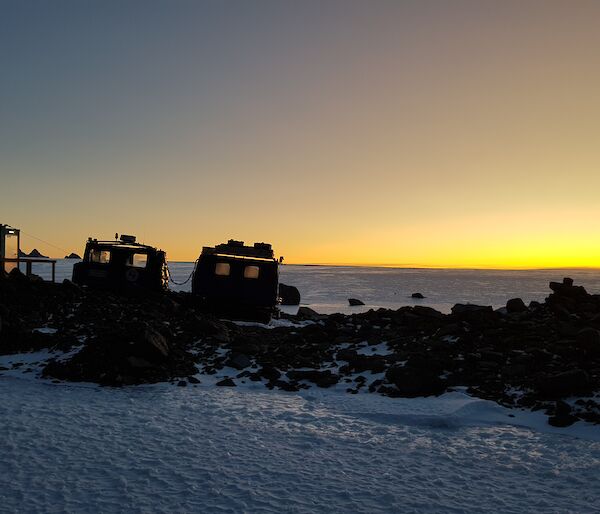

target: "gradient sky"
[2,0,600,267]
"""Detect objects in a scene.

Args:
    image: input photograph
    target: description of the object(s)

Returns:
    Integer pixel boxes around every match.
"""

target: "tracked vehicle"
[72,235,167,292]
[192,239,280,322]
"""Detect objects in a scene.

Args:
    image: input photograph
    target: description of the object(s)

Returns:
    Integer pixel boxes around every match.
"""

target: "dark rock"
[177,380,187,387]
[412,306,445,320]
[549,278,588,298]
[286,369,339,387]
[576,328,600,354]
[216,378,236,386]
[273,380,300,392]
[279,283,301,305]
[411,293,425,299]
[64,253,82,259]
[340,354,387,374]
[348,298,365,306]
[187,376,201,384]
[296,307,326,321]
[537,369,591,398]
[548,401,578,427]
[385,365,446,397]
[133,326,170,363]
[506,298,528,313]
[336,348,359,362]
[226,353,252,370]
[451,304,496,324]
[258,365,281,381]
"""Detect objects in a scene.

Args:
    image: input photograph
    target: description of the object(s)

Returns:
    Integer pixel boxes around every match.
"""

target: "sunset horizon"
[4,0,600,269]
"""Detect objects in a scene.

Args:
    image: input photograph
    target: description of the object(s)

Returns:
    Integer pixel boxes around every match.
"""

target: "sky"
[2,0,600,267]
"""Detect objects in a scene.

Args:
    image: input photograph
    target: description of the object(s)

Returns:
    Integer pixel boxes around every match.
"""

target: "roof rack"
[203,239,275,260]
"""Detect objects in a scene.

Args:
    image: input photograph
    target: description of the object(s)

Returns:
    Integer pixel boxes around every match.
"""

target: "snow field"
[1,353,599,513]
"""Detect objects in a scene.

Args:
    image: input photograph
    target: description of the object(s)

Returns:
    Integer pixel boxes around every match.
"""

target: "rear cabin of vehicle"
[192,240,280,322]
[72,235,167,292]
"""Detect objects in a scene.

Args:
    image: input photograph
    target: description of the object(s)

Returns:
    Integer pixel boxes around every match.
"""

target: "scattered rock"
[216,378,236,387]
[286,369,339,388]
[537,369,591,398]
[384,365,446,397]
[506,298,528,313]
[226,353,252,370]
[296,307,325,321]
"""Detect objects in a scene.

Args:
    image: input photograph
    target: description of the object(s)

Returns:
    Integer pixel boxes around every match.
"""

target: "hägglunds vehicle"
[72,235,168,292]
[192,239,280,322]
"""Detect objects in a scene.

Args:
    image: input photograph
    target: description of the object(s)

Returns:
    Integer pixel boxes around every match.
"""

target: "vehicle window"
[89,249,110,264]
[128,253,148,268]
[215,262,230,276]
[244,265,260,279]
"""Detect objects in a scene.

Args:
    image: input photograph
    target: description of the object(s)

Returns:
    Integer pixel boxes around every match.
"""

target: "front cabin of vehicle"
[72,235,167,292]
[192,240,280,322]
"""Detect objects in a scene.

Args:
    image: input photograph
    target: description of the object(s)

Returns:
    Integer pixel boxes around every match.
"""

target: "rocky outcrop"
[2,271,600,426]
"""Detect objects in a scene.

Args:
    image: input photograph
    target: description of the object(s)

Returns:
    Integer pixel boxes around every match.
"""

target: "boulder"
[296,307,326,321]
[411,293,425,299]
[348,298,365,306]
[537,369,591,398]
[279,283,301,305]
[340,354,387,374]
[132,326,170,363]
[451,304,496,324]
[216,378,236,386]
[226,353,252,370]
[575,328,600,354]
[412,306,445,320]
[286,369,339,387]
[506,298,528,313]
[258,365,281,381]
[548,400,578,427]
[385,365,446,397]
[549,278,588,298]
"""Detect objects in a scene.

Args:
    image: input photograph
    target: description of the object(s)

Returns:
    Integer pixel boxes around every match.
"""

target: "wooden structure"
[0,224,56,281]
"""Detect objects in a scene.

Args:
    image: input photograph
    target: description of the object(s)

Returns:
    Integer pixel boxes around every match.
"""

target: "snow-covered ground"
[1,351,599,513]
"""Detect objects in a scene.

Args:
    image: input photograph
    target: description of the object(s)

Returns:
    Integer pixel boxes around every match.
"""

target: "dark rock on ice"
[216,378,236,387]
[226,353,252,370]
[537,369,591,398]
[286,369,339,388]
[279,283,301,305]
[384,365,446,398]
[348,298,365,306]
